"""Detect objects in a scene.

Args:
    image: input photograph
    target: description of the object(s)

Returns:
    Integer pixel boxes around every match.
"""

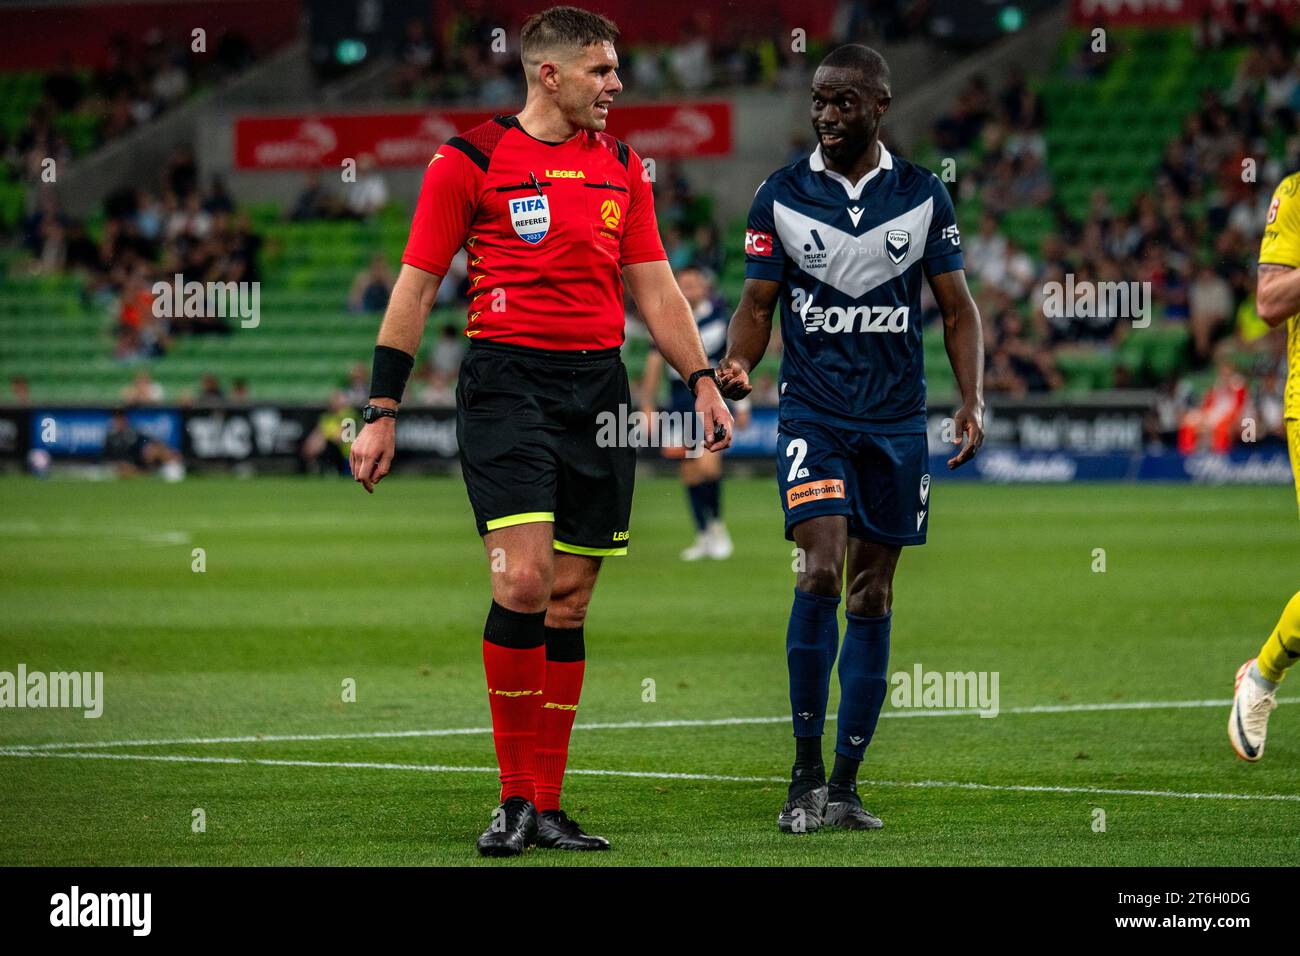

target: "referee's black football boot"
[824,789,883,830]
[534,809,611,851]
[476,796,538,857]
[777,775,828,834]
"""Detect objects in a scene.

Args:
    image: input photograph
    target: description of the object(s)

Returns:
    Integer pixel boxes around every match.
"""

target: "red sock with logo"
[482,601,547,804]
[533,626,586,813]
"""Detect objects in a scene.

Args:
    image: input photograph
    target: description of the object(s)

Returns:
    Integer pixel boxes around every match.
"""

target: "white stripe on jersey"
[773,197,934,299]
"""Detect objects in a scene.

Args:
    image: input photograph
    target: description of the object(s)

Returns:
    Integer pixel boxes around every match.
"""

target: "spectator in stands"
[1144,378,1192,451]
[230,378,251,403]
[1189,263,1235,362]
[346,154,388,220]
[668,17,714,91]
[166,191,212,243]
[1249,366,1288,447]
[204,176,235,216]
[431,324,466,381]
[166,144,199,201]
[349,255,394,313]
[289,171,332,221]
[122,370,164,405]
[413,359,455,407]
[690,223,726,276]
[151,49,191,107]
[1178,362,1248,454]
[15,103,72,183]
[343,363,370,408]
[114,269,167,360]
[394,18,436,99]
[194,373,225,407]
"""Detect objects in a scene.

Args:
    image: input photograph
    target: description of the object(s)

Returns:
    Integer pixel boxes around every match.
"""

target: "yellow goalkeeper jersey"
[1260,171,1300,420]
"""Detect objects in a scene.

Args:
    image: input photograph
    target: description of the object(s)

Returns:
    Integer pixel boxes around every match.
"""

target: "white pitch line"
[0,749,1296,803]
[3,696,1294,753]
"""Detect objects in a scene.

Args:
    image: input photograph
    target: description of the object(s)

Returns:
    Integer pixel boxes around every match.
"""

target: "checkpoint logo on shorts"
[510,195,550,244]
[786,478,846,508]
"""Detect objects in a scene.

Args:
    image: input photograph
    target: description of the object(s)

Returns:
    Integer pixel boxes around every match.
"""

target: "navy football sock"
[787,588,840,743]
[828,753,860,800]
[699,480,720,522]
[835,610,891,762]
[685,483,709,531]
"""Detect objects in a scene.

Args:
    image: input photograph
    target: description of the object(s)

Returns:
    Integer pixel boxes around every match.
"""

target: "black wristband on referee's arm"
[687,367,717,396]
[369,345,415,402]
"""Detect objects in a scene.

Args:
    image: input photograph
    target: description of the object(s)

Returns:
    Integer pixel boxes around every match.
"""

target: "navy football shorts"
[775,417,931,546]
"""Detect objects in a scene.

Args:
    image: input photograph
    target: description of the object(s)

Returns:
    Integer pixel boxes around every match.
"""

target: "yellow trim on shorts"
[485,511,555,531]
[553,540,628,557]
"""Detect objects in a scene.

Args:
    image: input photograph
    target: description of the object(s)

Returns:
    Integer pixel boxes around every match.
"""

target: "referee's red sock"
[534,625,586,813]
[482,601,547,804]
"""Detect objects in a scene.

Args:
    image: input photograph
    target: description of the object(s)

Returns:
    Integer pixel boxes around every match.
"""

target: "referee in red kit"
[350,5,732,857]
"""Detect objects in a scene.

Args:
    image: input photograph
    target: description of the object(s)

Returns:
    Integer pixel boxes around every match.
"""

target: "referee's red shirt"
[401,114,666,351]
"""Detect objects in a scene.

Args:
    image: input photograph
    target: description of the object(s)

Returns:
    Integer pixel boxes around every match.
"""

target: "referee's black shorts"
[455,340,635,556]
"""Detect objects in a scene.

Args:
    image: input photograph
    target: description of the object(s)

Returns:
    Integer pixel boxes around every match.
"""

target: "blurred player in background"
[347,5,731,855]
[1228,170,1300,762]
[719,44,984,832]
[102,408,185,481]
[640,264,749,560]
[300,390,355,476]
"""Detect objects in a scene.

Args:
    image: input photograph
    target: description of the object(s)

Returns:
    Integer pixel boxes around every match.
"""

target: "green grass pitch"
[0,474,1297,866]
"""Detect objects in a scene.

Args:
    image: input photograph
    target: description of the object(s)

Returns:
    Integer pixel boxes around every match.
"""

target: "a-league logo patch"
[919,473,930,505]
[886,229,910,264]
[509,195,550,244]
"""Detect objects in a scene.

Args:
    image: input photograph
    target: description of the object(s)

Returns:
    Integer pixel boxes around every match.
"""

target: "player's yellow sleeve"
[1260,172,1300,268]
[1261,173,1300,422]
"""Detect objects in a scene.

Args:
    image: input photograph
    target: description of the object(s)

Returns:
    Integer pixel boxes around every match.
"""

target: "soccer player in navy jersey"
[718,44,985,832]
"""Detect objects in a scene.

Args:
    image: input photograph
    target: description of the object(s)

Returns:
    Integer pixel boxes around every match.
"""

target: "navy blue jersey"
[744,144,963,432]
[652,296,729,382]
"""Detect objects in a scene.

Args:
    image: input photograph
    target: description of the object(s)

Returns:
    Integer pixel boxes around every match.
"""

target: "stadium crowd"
[19,140,265,403]
[3,29,260,186]
[929,16,1299,453]
[386,2,932,103]
[6,9,1300,458]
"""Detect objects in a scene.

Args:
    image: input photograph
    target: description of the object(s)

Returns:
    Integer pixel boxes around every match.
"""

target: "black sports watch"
[687,368,718,396]
[361,404,398,424]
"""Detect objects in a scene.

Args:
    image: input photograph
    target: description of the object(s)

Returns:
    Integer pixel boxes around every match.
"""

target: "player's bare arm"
[624,259,733,451]
[1256,263,1300,327]
[718,277,781,400]
[351,263,443,493]
[928,268,984,470]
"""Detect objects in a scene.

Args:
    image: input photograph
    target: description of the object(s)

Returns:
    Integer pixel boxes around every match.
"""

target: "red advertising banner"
[234,102,733,170]
[1071,0,1299,24]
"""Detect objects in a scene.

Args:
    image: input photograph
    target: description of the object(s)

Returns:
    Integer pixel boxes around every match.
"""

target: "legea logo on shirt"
[510,196,550,244]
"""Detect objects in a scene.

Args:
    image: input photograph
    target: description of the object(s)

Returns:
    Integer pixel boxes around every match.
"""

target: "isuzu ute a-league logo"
[885,229,910,264]
[510,195,550,244]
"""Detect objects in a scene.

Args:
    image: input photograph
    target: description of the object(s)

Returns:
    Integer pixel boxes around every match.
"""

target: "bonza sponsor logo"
[800,304,909,334]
